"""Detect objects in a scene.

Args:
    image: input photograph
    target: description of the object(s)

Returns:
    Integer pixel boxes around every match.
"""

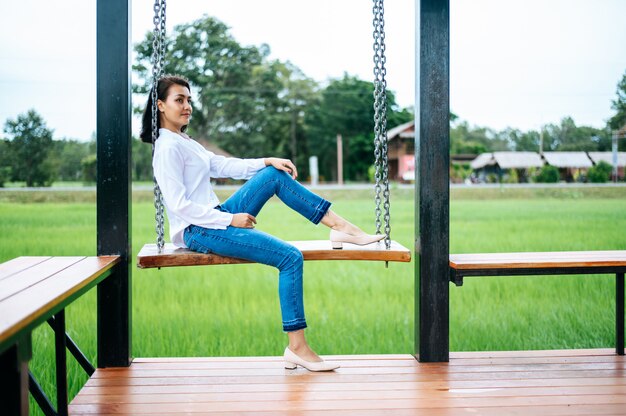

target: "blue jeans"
[183,167,331,332]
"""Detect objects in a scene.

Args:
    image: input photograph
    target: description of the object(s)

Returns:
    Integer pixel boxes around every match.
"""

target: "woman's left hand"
[265,157,298,179]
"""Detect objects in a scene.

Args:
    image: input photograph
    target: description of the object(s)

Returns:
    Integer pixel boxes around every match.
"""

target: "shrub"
[81,154,97,184]
[588,161,613,183]
[502,168,519,184]
[450,164,471,184]
[0,166,11,187]
[535,165,560,183]
[368,164,376,183]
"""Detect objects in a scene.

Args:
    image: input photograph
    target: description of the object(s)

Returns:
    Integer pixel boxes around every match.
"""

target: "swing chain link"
[372,0,391,249]
[151,0,167,253]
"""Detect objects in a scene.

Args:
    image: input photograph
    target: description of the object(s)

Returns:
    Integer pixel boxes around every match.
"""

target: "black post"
[0,336,31,416]
[53,310,68,416]
[96,0,132,368]
[617,272,624,355]
[414,0,450,362]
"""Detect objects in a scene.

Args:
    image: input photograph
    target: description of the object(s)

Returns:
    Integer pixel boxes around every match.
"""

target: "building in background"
[470,152,544,183]
[587,152,626,180]
[386,121,626,183]
[541,151,592,182]
[386,121,415,181]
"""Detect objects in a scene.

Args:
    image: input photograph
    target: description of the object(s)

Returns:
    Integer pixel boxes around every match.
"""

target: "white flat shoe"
[330,229,385,249]
[284,347,340,372]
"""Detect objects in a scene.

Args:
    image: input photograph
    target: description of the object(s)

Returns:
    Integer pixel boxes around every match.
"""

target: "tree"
[450,121,507,154]
[540,117,610,152]
[306,74,410,181]
[3,110,55,186]
[81,154,97,183]
[501,128,540,152]
[134,15,411,182]
[134,16,288,159]
[609,71,626,131]
[50,139,91,181]
[132,136,153,181]
[0,138,11,187]
[270,61,321,178]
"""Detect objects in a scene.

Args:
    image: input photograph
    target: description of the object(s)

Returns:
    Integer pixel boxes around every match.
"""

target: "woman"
[141,75,384,372]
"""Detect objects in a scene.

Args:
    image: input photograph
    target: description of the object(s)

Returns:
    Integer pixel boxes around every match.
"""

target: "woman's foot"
[285,329,339,371]
[288,342,322,362]
[321,210,367,236]
[330,229,385,249]
[284,346,339,372]
[322,210,385,248]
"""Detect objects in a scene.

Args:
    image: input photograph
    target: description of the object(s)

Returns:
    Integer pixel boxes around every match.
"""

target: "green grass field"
[1,185,625,412]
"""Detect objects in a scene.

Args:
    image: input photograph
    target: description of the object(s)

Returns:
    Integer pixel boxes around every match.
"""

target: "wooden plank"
[0,256,120,347]
[87,405,626,416]
[76,376,626,396]
[199,406,626,416]
[82,368,626,387]
[132,354,412,363]
[450,250,626,271]
[126,355,624,370]
[129,349,617,363]
[127,359,416,370]
[88,361,626,379]
[71,385,626,405]
[67,394,626,413]
[137,240,411,269]
[0,257,85,301]
[449,348,617,359]
[71,351,626,414]
[0,256,50,281]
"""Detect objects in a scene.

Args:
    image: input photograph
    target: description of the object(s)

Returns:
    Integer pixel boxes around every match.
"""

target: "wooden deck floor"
[70,349,626,415]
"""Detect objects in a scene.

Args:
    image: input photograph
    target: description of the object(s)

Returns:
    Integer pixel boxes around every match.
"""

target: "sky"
[0,0,624,141]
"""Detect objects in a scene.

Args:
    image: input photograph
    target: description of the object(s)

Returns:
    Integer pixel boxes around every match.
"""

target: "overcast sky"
[0,0,624,140]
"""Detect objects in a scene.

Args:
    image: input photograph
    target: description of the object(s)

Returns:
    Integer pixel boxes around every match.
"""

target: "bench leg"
[0,335,32,416]
[617,273,624,356]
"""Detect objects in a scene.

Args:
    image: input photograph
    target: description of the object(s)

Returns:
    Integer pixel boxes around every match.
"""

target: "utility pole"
[612,130,618,183]
[291,110,297,162]
[337,134,343,185]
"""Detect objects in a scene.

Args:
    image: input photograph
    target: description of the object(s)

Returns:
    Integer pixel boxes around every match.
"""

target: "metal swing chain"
[372,0,391,249]
[151,0,167,253]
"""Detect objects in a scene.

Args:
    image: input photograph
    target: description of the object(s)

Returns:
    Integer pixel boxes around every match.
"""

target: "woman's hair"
[140,75,191,143]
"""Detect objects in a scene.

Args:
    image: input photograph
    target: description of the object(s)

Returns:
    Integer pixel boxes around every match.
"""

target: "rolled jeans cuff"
[283,319,307,332]
[309,199,331,225]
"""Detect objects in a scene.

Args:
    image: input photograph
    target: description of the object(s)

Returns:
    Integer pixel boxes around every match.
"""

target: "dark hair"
[140,75,191,143]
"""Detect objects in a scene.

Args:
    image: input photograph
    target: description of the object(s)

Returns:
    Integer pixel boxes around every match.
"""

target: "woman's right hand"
[230,213,257,228]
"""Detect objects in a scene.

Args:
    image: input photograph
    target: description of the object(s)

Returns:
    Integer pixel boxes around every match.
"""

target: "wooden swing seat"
[137,240,411,269]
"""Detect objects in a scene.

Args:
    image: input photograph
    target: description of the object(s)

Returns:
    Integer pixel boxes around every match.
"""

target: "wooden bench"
[0,255,120,416]
[449,250,626,355]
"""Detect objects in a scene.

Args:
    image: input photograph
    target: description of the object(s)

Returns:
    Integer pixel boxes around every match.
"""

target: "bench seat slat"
[0,256,51,282]
[137,241,412,269]
[0,256,120,349]
[0,257,86,302]
[450,251,626,271]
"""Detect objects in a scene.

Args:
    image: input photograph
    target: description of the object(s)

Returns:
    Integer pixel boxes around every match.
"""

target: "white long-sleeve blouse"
[153,128,266,247]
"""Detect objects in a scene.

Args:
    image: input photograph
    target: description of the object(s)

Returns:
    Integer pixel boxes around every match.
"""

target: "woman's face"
[157,84,193,133]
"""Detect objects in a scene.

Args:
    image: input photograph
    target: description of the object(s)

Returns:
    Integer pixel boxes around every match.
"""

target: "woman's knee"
[279,246,304,271]
[261,166,291,182]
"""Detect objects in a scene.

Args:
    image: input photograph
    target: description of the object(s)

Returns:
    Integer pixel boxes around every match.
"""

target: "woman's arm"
[263,157,298,179]
[208,153,265,180]
[230,213,257,228]
[154,144,234,229]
